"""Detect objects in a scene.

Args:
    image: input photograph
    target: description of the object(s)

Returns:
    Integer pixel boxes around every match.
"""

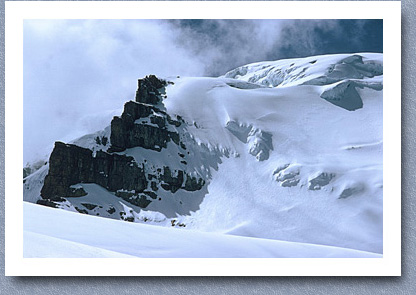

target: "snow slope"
[161,53,383,253]
[24,53,383,256]
[23,202,380,258]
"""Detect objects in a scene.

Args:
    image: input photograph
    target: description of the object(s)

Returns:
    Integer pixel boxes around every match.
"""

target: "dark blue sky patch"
[276,20,382,59]
[168,19,383,76]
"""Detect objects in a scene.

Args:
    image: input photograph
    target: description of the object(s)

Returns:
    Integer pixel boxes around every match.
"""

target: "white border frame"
[5,1,401,276]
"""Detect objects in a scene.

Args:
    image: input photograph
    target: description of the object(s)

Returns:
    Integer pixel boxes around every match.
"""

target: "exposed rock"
[144,190,158,200]
[41,142,94,200]
[183,175,205,191]
[124,216,135,222]
[309,173,335,190]
[135,75,167,105]
[248,129,273,161]
[281,178,300,187]
[339,185,364,199]
[40,74,209,215]
[109,100,182,153]
[74,207,89,214]
[93,151,147,193]
[150,181,158,191]
[81,203,98,210]
[274,164,300,187]
[115,190,136,199]
[225,120,273,161]
[41,142,147,200]
[69,186,88,197]
[160,166,184,193]
[161,183,171,191]
[276,172,299,182]
[36,199,59,208]
[107,206,116,214]
[117,192,152,209]
[95,136,108,146]
[225,121,251,143]
[273,164,290,176]
[320,80,363,111]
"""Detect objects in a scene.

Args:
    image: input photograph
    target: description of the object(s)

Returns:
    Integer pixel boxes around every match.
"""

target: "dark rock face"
[75,207,89,214]
[116,190,152,208]
[36,199,59,208]
[41,142,94,200]
[107,206,116,214]
[93,150,147,193]
[109,100,183,153]
[135,75,167,105]
[148,166,205,194]
[160,166,183,193]
[183,175,205,191]
[41,142,147,200]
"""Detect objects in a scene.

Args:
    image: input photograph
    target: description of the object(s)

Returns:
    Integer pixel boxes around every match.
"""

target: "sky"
[23,19,382,164]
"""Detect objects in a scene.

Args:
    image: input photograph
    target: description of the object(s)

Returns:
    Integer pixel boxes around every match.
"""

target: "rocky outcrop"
[135,75,168,105]
[109,101,183,153]
[338,184,364,199]
[115,190,152,208]
[39,74,208,216]
[225,120,273,161]
[157,166,205,193]
[308,172,335,190]
[41,142,147,200]
[36,199,59,208]
[273,164,301,187]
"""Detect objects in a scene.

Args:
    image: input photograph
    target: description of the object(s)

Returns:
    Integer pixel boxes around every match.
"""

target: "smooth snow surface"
[24,53,383,257]
[24,202,380,258]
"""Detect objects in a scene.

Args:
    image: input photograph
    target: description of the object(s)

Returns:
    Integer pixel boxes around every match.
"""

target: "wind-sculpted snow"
[23,202,381,258]
[224,53,382,87]
[224,53,383,111]
[24,53,383,256]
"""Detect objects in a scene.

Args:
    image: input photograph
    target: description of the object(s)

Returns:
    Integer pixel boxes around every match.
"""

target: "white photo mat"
[5,1,401,276]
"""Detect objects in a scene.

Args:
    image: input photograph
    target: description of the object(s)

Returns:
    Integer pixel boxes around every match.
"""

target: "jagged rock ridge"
[39,75,207,214]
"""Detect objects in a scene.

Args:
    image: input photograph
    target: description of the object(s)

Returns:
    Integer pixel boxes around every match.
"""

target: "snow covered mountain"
[23,53,383,257]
